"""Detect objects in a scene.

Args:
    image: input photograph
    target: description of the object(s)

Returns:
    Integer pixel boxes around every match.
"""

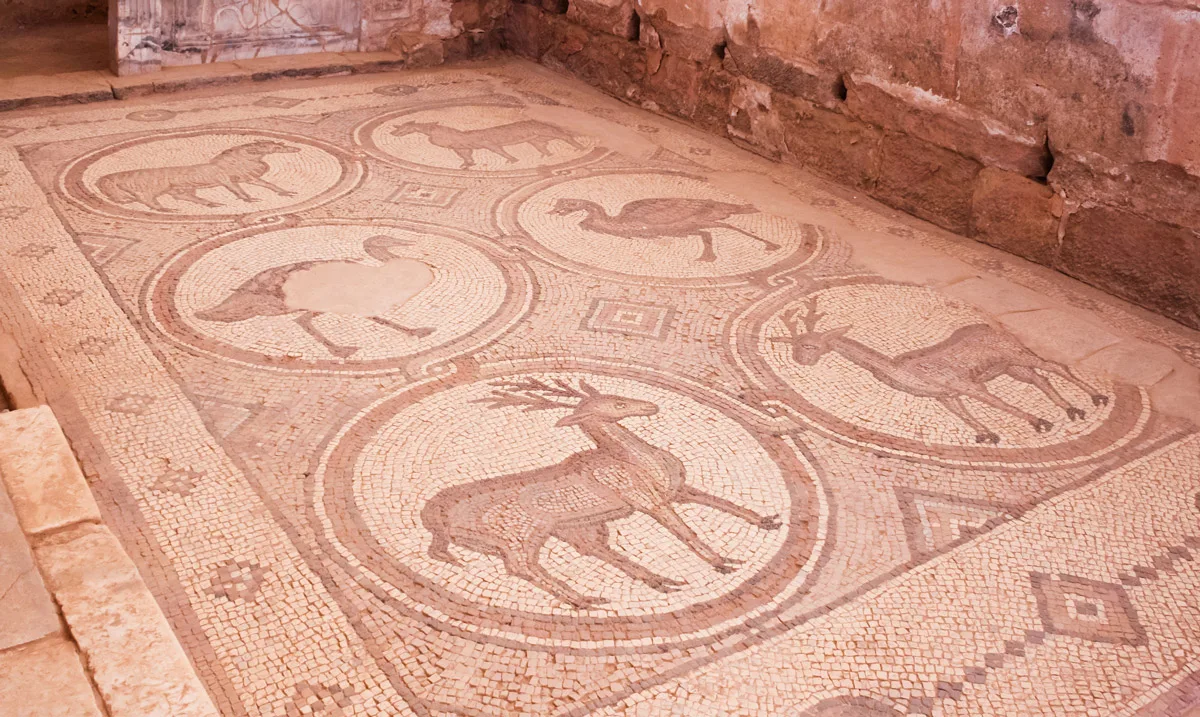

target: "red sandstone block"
[774,92,883,190]
[1049,154,1200,232]
[846,74,1050,178]
[723,42,844,108]
[970,167,1062,266]
[873,131,983,234]
[1058,206,1200,330]
[567,0,639,39]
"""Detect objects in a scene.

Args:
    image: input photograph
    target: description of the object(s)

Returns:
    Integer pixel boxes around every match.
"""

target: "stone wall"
[112,0,505,74]
[497,0,1200,330]
[0,0,104,28]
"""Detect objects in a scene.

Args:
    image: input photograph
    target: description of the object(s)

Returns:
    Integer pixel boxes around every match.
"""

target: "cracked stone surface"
[0,59,1199,716]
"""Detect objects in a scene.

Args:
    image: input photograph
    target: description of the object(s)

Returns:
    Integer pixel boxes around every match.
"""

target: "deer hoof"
[649,578,687,593]
[329,347,359,359]
[758,514,783,530]
[713,558,743,574]
[1032,418,1053,433]
[1092,394,1109,407]
[277,190,298,197]
[1067,407,1086,420]
[409,327,436,338]
[697,254,718,263]
[976,432,1000,444]
[764,243,781,253]
[568,595,608,610]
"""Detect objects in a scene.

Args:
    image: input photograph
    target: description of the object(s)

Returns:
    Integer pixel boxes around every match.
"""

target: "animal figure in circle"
[420,378,783,609]
[550,197,781,262]
[96,140,301,212]
[771,297,1110,444]
[389,119,588,168]
[194,235,435,359]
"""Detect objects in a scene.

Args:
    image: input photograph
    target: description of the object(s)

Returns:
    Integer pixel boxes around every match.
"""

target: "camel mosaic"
[420,378,783,608]
[96,140,300,211]
[550,197,781,262]
[390,119,589,168]
[771,297,1111,444]
[195,234,435,358]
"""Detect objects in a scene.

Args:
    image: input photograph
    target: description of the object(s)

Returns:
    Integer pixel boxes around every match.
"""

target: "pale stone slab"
[846,230,978,287]
[0,636,104,717]
[0,407,100,536]
[0,480,59,651]
[0,71,114,111]
[1081,341,1180,388]
[34,523,219,717]
[996,309,1121,365]
[942,276,1052,317]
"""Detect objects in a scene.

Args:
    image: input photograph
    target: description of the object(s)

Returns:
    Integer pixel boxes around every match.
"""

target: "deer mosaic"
[391,119,588,168]
[771,298,1110,444]
[420,378,782,609]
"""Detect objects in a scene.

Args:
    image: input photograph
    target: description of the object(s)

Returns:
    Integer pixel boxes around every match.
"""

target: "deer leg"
[217,179,259,202]
[562,135,588,150]
[527,139,553,157]
[556,524,686,593]
[294,312,359,358]
[678,485,782,530]
[366,315,435,339]
[1030,361,1109,407]
[452,148,476,169]
[938,395,1000,444]
[645,504,741,574]
[489,145,520,164]
[502,537,607,609]
[135,192,178,213]
[167,187,224,208]
[716,223,781,253]
[695,231,718,263]
[961,387,1054,435]
[246,176,297,197]
[1007,365,1084,420]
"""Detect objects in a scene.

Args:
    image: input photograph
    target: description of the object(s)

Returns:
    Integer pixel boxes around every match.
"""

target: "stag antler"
[782,296,824,336]
[473,377,595,412]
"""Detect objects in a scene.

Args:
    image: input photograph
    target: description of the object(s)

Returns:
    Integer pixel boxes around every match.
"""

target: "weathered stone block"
[873,132,983,233]
[636,5,724,62]
[1049,155,1200,232]
[970,167,1062,266]
[774,93,882,190]
[0,636,103,717]
[386,33,448,68]
[0,406,101,536]
[727,77,787,158]
[846,74,1050,178]
[643,55,731,130]
[0,478,59,652]
[35,523,219,717]
[551,24,647,98]
[723,42,844,108]
[1058,206,1200,330]
[567,0,638,39]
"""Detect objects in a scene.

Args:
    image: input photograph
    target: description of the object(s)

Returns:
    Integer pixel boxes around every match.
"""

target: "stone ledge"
[35,523,218,717]
[0,407,100,536]
[0,406,217,716]
[0,636,105,716]
[0,71,115,113]
[845,74,1050,179]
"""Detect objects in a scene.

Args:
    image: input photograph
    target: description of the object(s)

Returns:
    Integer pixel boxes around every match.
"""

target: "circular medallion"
[144,221,530,375]
[355,98,606,176]
[499,170,822,286]
[62,130,361,222]
[736,280,1149,468]
[313,365,824,652]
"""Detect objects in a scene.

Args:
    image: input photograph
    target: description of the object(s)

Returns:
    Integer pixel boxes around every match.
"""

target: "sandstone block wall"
[496,0,1200,330]
[0,0,103,28]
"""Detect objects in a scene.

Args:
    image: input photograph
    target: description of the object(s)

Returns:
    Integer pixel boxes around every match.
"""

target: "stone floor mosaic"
[2,59,1200,716]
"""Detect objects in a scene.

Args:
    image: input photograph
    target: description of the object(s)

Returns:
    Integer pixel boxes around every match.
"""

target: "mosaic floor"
[2,59,1200,716]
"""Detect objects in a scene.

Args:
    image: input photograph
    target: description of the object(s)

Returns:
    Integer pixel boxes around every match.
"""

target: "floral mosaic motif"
[1030,572,1147,646]
[151,468,202,497]
[12,243,53,259]
[106,393,156,415]
[126,109,178,122]
[207,559,268,602]
[581,298,676,340]
[76,336,116,356]
[283,682,356,716]
[0,205,30,220]
[254,96,305,109]
[40,288,84,307]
